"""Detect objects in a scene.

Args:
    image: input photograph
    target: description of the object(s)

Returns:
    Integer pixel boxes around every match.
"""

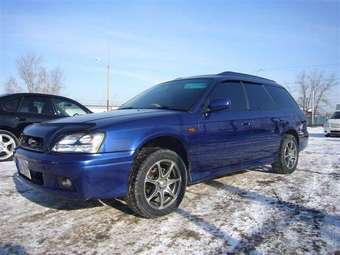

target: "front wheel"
[272,134,299,174]
[127,149,187,218]
[0,130,18,162]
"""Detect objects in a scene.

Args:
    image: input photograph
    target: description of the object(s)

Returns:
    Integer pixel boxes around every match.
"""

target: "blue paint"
[14,72,309,200]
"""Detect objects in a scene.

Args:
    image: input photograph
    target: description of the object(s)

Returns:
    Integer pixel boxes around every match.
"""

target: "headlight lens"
[52,132,105,153]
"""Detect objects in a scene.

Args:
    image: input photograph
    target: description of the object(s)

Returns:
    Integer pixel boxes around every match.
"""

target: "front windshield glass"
[120,79,211,111]
[331,112,340,119]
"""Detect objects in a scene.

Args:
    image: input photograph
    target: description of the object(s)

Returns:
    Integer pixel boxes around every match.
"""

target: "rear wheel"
[127,148,187,218]
[0,130,18,162]
[272,134,299,174]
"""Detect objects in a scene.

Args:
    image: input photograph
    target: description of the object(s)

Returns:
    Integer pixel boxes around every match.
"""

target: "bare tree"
[296,71,338,114]
[4,54,64,95]
[4,77,22,93]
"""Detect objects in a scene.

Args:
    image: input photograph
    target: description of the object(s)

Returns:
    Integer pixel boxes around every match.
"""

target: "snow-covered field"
[0,127,339,255]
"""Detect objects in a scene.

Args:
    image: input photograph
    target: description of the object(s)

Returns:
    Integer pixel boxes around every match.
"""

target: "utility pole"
[311,88,315,126]
[96,58,112,112]
[106,63,111,112]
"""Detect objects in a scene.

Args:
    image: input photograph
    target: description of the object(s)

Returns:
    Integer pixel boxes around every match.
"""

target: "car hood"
[22,109,184,146]
[47,109,181,125]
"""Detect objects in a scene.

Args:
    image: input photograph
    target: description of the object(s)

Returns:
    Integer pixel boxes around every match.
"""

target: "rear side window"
[209,81,247,111]
[18,96,54,115]
[244,83,275,111]
[265,85,299,110]
[331,112,340,119]
[1,97,20,112]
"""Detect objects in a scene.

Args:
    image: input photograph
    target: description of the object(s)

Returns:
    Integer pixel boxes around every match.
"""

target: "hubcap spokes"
[0,134,16,160]
[284,141,297,169]
[144,160,181,210]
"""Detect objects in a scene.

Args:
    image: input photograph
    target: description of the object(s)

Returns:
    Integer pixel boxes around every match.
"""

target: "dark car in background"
[14,72,308,218]
[0,93,91,161]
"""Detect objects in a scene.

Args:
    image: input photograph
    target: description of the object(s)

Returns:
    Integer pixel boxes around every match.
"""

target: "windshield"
[120,79,211,111]
[331,112,340,119]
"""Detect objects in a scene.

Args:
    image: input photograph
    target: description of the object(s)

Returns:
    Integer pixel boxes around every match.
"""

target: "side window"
[265,85,299,110]
[52,98,87,117]
[208,81,247,111]
[18,96,53,115]
[244,83,275,111]
[1,97,20,112]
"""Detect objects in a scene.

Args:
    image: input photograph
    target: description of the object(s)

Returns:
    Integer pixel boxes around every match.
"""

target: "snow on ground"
[0,127,339,255]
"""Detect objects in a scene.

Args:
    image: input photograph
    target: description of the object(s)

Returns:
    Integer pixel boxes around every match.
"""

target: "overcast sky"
[1,0,339,108]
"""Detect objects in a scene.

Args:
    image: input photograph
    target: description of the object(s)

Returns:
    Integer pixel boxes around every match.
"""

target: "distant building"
[336,104,340,111]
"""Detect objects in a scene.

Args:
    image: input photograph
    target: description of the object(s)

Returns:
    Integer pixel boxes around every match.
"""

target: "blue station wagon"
[15,72,308,218]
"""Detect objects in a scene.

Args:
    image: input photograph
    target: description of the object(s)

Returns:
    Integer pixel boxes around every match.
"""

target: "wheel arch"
[284,129,299,145]
[133,134,190,176]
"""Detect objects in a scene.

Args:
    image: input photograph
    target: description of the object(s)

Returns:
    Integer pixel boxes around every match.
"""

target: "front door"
[195,81,253,177]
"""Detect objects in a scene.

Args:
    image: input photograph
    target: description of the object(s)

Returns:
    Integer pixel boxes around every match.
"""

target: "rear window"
[1,97,20,112]
[331,112,340,119]
[265,85,299,110]
[244,83,275,111]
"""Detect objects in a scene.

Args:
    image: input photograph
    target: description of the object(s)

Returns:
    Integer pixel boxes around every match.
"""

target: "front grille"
[19,170,44,185]
[20,135,44,152]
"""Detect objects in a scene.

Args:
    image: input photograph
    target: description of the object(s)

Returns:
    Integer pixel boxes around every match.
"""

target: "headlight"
[52,132,105,153]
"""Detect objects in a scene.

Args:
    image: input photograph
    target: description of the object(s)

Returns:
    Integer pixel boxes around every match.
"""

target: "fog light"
[58,177,73,189]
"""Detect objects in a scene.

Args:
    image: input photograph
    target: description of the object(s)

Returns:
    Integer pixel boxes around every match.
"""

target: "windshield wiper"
[147,106,187,112]
[118,107,137,110]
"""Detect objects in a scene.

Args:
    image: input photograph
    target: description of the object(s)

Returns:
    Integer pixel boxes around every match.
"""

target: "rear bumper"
[14,148,134,200]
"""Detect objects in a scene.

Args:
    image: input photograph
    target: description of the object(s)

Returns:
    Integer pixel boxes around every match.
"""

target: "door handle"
[242,121,251,126]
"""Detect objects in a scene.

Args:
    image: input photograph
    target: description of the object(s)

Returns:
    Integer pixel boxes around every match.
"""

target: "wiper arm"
[118,107,136,110]
[149,106,187,112]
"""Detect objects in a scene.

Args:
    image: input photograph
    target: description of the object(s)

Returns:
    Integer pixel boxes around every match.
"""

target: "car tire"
[272,134,299,174]
[0,130,18,162]
[127,148,187,218]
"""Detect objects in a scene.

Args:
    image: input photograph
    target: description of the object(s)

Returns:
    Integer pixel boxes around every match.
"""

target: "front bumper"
[324,126,340,135]
[14,148,134,200]
[298,133,308,151]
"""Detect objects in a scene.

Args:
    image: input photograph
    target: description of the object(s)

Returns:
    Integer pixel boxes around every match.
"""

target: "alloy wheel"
[0,133,16,161]
[283,140,297,169]
[144,159,182,210]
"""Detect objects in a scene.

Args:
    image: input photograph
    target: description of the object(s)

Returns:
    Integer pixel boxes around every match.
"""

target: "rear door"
[242,82,281,161]
[0,95,22,137]
[16,95,55,134]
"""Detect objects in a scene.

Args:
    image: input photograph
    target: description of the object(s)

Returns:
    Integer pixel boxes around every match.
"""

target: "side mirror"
[208,98,231,112]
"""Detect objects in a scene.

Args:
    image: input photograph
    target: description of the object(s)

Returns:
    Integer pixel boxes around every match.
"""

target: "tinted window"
[121,79,211,111]
[52,98,87,117]
[244,83,275,111]
[331,112,340,119]
[2,97,20,112]
[265,85,298,110]
[208,82,247,111]
[19,96,53,115]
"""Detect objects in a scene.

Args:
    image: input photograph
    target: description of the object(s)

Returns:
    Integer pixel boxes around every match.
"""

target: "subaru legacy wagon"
[15,72,308,218]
